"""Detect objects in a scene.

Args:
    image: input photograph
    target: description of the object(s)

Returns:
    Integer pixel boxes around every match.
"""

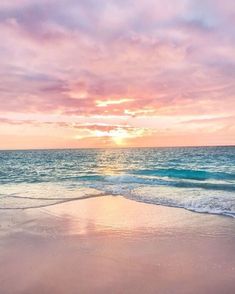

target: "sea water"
[0,147,234,217]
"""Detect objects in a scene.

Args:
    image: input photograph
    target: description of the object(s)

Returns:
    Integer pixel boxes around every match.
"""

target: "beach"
[1,196,235,294]
[1,0,235,292]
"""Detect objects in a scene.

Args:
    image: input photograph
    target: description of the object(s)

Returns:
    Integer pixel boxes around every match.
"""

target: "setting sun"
[110,129,129,145]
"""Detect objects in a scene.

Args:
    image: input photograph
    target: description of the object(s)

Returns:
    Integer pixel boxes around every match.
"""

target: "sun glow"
[94,128,129,145]
[73,124,149,147]
[110,129,129,145]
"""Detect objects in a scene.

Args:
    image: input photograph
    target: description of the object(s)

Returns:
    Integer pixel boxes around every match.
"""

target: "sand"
[0,196,235,294]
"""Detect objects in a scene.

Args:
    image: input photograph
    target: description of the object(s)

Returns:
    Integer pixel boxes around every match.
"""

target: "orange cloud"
[0,0,235,148]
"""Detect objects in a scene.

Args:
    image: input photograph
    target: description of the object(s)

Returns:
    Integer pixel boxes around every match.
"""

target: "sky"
[0,0,234,149]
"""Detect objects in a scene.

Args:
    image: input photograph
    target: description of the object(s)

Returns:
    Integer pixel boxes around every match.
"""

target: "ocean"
[0,147,234,217]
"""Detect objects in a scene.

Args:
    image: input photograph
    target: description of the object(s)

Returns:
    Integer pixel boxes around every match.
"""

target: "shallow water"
[0,147,234,216]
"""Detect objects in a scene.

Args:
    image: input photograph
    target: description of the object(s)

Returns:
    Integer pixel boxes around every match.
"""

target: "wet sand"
[0,196,235,294]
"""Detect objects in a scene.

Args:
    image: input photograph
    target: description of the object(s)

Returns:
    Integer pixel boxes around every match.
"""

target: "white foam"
[129,186,235,217]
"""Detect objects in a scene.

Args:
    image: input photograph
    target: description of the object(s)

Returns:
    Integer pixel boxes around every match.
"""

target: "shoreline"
[1,193,234,219]
[1,195,235,294]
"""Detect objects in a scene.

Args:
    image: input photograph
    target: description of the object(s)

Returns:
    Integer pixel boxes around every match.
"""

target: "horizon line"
[0,144,234,152]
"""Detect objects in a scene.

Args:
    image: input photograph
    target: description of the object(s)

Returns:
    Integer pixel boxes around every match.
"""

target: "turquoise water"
[0,147,235,217]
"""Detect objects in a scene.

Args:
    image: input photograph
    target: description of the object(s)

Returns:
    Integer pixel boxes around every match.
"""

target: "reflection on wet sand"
[0,196,235,294]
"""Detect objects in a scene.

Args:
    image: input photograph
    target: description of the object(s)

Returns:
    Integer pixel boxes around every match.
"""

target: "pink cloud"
[0,0,234,147]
